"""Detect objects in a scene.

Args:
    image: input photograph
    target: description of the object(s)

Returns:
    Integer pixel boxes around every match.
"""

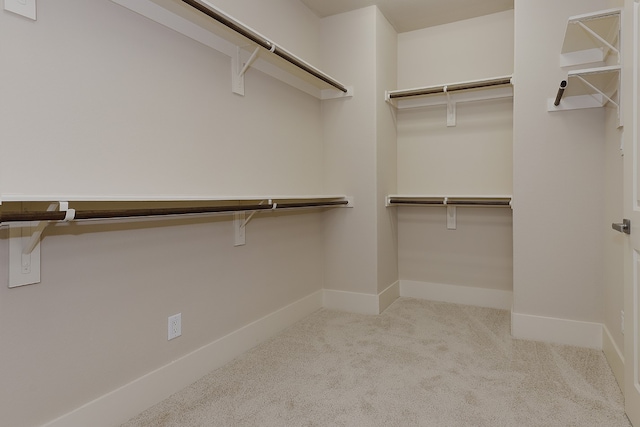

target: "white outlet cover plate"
[168,313,182,340]
[4,0,36,20]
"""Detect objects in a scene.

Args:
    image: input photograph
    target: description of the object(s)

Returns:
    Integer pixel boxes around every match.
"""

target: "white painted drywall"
[375,8,399,295]
[321,7,380,295]
[512,0,607,324]
[0,1,328,426]
[0,0,324,200]
[321,6,399,299]
[396,11,514,293]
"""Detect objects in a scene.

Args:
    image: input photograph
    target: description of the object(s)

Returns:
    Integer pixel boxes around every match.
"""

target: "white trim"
[399,280,513,310]
[41,290,324,427]
[560,48,605,68]
[379,281,400,313]
[322,282,400,315]
[322,289,380,315]
[109,0,343,99]
[511,311,603,349]
[602,324,625,390]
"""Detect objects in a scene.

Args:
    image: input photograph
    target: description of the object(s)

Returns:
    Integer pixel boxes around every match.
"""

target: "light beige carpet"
[121,298,630,426]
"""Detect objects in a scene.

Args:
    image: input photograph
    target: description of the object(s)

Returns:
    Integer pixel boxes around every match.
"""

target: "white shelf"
[386,76,512,109]
[385,76,513,126]
[110,0,352,100]
[551,9,622,122]
[0,194,350,203]
[560,8,621,67]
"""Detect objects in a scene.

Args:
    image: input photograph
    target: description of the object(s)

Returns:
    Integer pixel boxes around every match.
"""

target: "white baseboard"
[511,311,603,349]
[379,281,400,313]
[322,289,380,315]
[400,280,513,310]
[322,281,400,315]
[602,325,625,390]
[42,290,324,427]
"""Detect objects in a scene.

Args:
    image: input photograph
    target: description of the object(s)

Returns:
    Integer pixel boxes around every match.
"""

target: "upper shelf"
[386,75,513,109]
[385,76,513,126]
[550,8,622,121]
[110,0,352,100]
[560,8,621,68]
[0,194,350,203]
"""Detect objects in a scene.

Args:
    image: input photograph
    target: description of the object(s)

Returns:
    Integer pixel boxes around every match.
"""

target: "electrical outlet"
[168,313,182,340]
[621,310,624,335]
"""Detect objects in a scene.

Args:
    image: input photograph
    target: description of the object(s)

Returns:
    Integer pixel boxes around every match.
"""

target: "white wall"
[512,0,607,328]
[601,0,627,386]
[321,7,378,298]
[396,11,514,299]
[399,207,513,290]
[321,7,384,299]
[375,9,399,295]
[211,0,321,63]
[0,1,329,426]
[0,0,324,200]
[398,11,515,87]
[321,7,399,305]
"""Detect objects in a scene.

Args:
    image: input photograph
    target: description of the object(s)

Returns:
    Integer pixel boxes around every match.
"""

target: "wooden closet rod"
[0,200,349,223]
[181,0,348,93]
[387,198,511,207]
[388,76,512,100]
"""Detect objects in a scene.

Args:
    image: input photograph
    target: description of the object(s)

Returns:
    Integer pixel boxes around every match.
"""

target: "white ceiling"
[299,0,514,33]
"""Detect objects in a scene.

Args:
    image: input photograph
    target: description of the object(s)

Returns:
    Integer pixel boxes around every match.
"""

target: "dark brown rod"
[0,200,350,223]
[181,0,348,93]
[447,200,511,206]
[388,199,510,207]
[389,77,512,100]
[387,199,443,205]
[276,200,349,209]
[270,47,348,93]
[554,80,567,106]
[0,204,273,223]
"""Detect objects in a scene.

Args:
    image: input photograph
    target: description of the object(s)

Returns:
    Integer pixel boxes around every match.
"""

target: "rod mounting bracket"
[444,86,457,127]
[232,46,261,96]
[8,201,73,288]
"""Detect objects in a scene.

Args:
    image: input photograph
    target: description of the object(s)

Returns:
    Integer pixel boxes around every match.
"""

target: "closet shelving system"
[548,8,621,124]
[111,0,353,99]
[385,75,513,127]
[385,76,514,228]
[1,196,354,289]
[4,0,356,287]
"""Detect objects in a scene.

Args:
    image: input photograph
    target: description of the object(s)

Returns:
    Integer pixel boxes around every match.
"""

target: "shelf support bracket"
[9,201,74,288]
[241,199,271,229]
[232,46,261,96]
[447,206,457,230]
[444,86,456,127]
[574,74,619,107]
[575,21,620,60]
[233,199,272,246]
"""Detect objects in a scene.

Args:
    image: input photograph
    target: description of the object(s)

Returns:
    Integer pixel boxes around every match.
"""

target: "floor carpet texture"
[121,298,630,426]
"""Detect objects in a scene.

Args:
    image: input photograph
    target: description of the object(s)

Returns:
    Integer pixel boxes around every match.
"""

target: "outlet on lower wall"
[168,313,182,340]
